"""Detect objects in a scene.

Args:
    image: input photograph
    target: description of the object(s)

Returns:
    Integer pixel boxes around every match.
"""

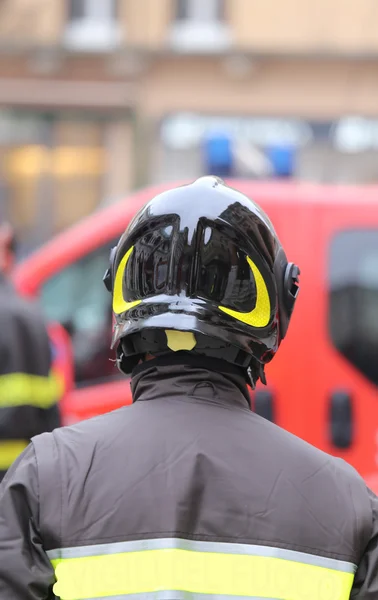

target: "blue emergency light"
[202,131,234,177]
[266,144,296,178]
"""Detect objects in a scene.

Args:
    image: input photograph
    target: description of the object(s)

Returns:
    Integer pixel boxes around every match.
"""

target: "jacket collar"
[130,353,251,410]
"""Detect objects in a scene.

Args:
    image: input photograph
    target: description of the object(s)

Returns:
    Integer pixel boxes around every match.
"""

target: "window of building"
[0,112,106,250]
[329,230,378,386]
[41,241,119,387]
[68,0,118,22]
[170,0,230,52]
[65,0,120,51]
[175,0,225,22]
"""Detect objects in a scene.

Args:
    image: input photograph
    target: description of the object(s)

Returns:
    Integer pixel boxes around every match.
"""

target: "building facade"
[0,0,378,245]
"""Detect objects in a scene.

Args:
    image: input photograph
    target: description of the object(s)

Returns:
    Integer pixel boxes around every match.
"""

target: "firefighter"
[0,177,377,599]
[0,222,61,482]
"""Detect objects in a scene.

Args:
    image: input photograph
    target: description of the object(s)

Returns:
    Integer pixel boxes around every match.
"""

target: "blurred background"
[1,0,378,252]
[2,0,378,483]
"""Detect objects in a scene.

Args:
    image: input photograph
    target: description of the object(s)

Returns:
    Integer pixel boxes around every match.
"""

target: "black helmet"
[104,177,300,386]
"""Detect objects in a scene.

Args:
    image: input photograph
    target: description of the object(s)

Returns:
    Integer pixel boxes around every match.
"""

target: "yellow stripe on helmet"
[219,256,271,328]
[113,246,142,315]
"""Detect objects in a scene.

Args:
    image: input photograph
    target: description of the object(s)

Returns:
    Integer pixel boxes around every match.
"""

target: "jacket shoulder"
[250,415,373,559]
[259,414,366,485]
[51,405,133,448]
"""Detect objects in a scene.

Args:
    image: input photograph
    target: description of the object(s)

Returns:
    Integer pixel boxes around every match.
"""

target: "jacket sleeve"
[0,444,56,600]
[351,486,378,599]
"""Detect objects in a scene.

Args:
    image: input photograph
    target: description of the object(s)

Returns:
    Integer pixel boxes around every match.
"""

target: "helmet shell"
[108,177,299,370]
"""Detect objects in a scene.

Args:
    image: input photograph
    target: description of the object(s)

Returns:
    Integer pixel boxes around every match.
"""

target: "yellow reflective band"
[0,440,29,470]
[0,372,62,409]
[113,246,142,315]
[219,256,271,328]
[49,538,355,600]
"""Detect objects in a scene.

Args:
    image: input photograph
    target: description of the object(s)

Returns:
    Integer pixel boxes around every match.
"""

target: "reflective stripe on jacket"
[48,538,356,600]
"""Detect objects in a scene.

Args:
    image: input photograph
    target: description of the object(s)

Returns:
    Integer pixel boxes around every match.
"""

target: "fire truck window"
[41,241,120,387]
[329,230,378,386]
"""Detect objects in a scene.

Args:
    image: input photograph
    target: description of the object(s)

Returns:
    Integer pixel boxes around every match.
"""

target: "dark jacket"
[0,276,61,479]
[0,356,377,599]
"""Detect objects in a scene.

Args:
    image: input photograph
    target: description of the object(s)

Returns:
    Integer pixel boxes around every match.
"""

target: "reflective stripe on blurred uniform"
[0,371,63,409]
[0,440,29,470]
[0,371,62,472]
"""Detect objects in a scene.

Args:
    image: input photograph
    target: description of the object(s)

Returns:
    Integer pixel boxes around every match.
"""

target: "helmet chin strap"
[258,363,267,386]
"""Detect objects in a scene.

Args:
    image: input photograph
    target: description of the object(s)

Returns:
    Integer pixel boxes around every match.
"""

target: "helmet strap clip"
[247,366,256,390]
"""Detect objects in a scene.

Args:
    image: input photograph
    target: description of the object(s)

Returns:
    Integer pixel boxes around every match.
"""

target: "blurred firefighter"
[0,178,377,599]
[0,222,61,481]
